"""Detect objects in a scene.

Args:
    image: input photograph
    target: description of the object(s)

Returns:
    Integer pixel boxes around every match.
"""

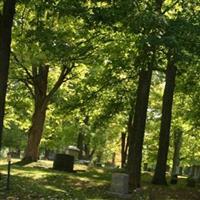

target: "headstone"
[184,166,189,175]
[187,177,196,187]
[44,150,55,160]
[186,165,200,187]
[170,174,178,184]
[193,165,200,181]
[110,173,129,194]
[188,166,194,177]
[96,163,102,167]
[65,146,80,160]
[197,166,200,181]
[53,154,74,172]
[10,150,20,158]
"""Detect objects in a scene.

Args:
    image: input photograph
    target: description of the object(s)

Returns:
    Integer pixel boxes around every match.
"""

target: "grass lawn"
[0,159,200,200]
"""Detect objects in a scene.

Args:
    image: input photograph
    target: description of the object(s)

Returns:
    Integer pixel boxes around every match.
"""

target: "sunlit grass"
[44,185,67,193]
[0,159,115,200]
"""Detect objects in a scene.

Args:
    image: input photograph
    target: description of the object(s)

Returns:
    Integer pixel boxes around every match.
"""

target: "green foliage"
[3,121,26,150]
[2,0,199,168]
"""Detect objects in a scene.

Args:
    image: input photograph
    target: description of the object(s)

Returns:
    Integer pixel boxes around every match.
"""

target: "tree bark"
[127,67,153,189]
[171,128,182,178]
[127,0,165,189]
[152,52,177,185]
[121,106,135,168]
[77,114,90,159]
[0,0,16,150]
[84,143,90,159]
[23,65,49,162]
[121,102,134,168]
[89,148,96,160]
[24,104,47,161]
[121,132,129,168]
[121,132,126,168]
[77,132,84,159]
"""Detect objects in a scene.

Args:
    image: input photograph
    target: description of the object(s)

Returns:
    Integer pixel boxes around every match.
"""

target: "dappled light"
[0,0,200,199]
[0,162,200,199]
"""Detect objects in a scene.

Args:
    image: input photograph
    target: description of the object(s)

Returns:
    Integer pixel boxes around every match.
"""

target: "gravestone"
[186,165,200,187]
[110,173,129,194]
[188,166,194,177]
[65,146,80,160]
[53,154,74,172]
[170,174,178,184]
[184,166,190,175]
[193,165,200,181]
[187,177,196,187]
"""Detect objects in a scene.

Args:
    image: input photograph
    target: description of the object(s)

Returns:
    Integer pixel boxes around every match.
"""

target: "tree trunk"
[24,105,47,161]
[77,132,84,159]
[127,67,153,189]
[84,143,90,159]
[23,65,49,162]
[96,152,102,163]
[112,152,116,166]
[121,132,129,168]
[152,53,177,185]
[0,0,16,150]
[121,132,126,168]
[171,128,182,178]
[88,148,95,160]
[121,102,134,168]
[44,149,50,160]
[77,115,89,159]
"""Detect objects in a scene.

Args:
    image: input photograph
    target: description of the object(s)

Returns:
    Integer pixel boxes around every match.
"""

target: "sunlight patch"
[44,185,66,193]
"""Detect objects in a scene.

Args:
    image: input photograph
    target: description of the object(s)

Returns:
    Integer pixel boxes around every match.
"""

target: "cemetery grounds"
[0,159,200,200]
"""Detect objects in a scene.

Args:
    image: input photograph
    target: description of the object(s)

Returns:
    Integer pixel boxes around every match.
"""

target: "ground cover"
[0,160,200,200]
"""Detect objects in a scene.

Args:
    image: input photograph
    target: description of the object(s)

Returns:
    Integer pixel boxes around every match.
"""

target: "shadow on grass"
[0,173,76,200]
[0,167,118,200]
[1,164,200,200]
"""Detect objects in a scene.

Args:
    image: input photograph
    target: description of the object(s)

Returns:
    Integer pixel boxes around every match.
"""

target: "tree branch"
[11,51,33,82]
[18,78,35,98]
[45,63,75,102]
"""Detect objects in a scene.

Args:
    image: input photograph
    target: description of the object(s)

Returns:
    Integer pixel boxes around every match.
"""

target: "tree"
[11,1,97,162]
[127,63,153,188]
[152,0,200,184]
[0,0,16,150]
[127,0,165,189]
[171,126,183,181]
[152,49,177,185]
